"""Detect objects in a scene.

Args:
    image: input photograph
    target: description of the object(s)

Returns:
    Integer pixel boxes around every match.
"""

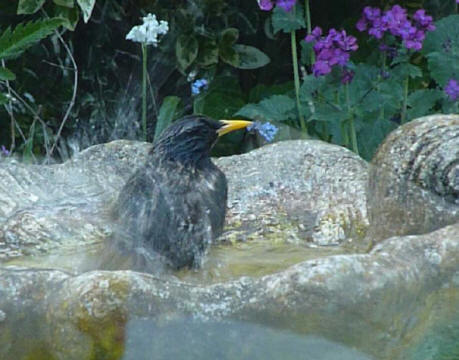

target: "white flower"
[126,13,169,46]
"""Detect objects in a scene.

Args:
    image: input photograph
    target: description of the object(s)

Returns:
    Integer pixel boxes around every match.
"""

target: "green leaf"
[441,97,459,114]
[392,63,422,79]
[154,96,181,142]
[232,45,270,69]
[0,92,8,105]
[345,63,380,108]
[274,121,309,141]
[272,4,306,34]
[299,74,326,102]
[218,28,240,67]
[17,0,46,14]
[346,63,402,116]
[314,103,348,123]
[426,51,459,86]
[220,28,239,46]
[422,15,459,54]
[0,18,65,60]
[22,120,36,164]
[300,40,314,66]
[193,77,245,119]
[236,95,296,122]
[421,14,459,85]
[356,79,402,118]
[197,38,218,67]
[0,67,16,80]
[263,17,276,40]
[298,75,329,120]
[219,46,239,67]
[176,35,198,71]
[53,0,74,7]
[357,117,397,161]
[53,4,80,31]
[76,0,95,23]
[406,89,443,120]
[248,82,293,103]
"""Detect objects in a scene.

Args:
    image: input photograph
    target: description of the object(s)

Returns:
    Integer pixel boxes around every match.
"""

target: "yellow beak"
[217,120,253,137]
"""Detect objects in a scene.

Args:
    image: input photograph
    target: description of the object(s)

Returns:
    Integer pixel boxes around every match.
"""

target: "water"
[4,238,348,284]
[2,235,458,360]
[177,240,347,284]
[122,318,374,360]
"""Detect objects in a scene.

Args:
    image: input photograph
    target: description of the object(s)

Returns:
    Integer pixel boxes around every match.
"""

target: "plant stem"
[291,30,307,134]
[304,0,315,65]
[47,28,78,160]
[341,121,349,148]
[345,83,359,155]
[305,0,312,34]
[2,59,15,152]
[349,118,358,154]
[401,76,409,124]
[379,53,386,122]
[141,43,148,141]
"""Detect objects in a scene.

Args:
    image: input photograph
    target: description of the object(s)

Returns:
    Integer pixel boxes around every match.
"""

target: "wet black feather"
[112,115,227,269]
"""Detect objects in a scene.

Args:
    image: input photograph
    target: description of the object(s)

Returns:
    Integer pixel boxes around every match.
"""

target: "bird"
[111,115,252,269]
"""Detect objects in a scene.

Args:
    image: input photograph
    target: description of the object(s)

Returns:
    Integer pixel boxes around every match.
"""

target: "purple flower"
[306,27,358,77]
[356,5,435,52]
[1,145,10,156]
[379,44,398,58]
[312,60,332,76]
[355,18,367,32]
[356,7,383,33]
[445,79,459,101]
[380,70,391,79]
[367,18,387,39]
[258,0,274,11]
[363,6,382,21]
[413,9,435,31]
[383,5,409,36]
[257,0,296,12]
[396,20,417,40]
[248,121,278,142]
[341,69,355,84]
[336,30,358,52]
[442,38,452,53]
[277,0,296,12]
[404,29,425,50]
[305,26,322,43]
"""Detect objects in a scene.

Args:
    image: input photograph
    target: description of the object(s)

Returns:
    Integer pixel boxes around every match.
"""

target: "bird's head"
[153,115,252,165]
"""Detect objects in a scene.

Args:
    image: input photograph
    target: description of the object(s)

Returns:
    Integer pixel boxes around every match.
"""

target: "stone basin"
[0,114,458,360]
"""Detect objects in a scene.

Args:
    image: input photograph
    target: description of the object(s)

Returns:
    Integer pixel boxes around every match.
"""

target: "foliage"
[1,0,458,161]
[421,14,459,85]
[0,0,94,158]
[272,4,306,33]
[154,95,181,142]
[231,2,459,159]
[17,0,95,21]
[0,18,64,77]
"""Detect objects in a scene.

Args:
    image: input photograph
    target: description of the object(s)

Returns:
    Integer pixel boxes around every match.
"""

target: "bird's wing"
[113,165,170,246]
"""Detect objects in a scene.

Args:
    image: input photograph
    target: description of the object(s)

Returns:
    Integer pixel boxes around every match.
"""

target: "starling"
[112,115,252,269]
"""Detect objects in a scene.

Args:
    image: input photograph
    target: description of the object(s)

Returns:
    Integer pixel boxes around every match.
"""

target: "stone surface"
[0,139,369,262]
[0,224,457,360]
[368,114,459,242]
[0,114,458,360]
[0,140,151,261]
[218,140,369,246]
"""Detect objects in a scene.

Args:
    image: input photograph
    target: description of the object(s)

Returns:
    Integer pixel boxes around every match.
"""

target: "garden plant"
[0,0,458,161]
